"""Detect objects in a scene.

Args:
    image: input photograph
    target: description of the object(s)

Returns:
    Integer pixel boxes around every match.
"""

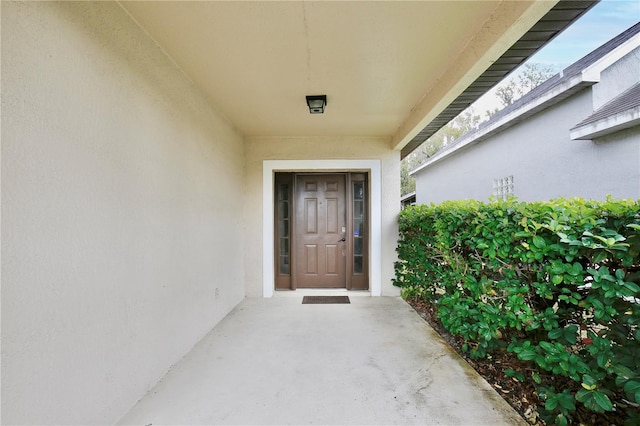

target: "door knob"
[337,237,346,242]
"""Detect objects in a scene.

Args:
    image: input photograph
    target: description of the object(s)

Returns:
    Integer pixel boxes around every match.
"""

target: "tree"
[401,162,416,196]
[495,62,557,108]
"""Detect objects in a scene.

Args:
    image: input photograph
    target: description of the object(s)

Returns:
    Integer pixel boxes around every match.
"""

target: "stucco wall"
[244,136,401,297]
[2,2,245,424]
[593,46,640,109]
[415,89,640,203]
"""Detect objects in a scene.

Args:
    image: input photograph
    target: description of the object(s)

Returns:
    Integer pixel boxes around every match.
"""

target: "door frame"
[263,159,382,297]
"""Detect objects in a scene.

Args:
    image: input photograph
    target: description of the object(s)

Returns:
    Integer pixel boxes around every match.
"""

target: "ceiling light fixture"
[306,95,327,114]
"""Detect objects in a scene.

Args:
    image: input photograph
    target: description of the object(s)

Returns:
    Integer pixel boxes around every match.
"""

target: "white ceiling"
[119,1,555,151]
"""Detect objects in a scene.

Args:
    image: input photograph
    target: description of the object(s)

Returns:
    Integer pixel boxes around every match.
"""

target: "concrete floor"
[118,295,526,425]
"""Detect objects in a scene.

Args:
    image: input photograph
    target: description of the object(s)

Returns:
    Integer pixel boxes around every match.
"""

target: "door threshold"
[273,289,371,297]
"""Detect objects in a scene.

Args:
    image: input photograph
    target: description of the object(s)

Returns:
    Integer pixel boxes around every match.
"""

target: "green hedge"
[394,198,640,425]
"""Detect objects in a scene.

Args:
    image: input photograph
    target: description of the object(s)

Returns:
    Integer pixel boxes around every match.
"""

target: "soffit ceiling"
[118,1,588,155]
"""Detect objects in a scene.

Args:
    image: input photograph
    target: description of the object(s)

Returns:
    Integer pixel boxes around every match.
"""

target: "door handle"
[337,237,346,242]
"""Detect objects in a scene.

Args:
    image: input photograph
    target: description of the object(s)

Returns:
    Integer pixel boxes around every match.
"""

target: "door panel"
[295,174,346,288]
[305,199,317,233]
[304,245,318,274]
[327,199,338,233]
[326,245,338,274]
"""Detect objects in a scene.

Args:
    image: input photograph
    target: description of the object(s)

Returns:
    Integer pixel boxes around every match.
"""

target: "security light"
[306,95,327,114]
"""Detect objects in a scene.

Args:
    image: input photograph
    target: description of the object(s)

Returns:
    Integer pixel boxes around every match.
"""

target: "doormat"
[302,296,350,304]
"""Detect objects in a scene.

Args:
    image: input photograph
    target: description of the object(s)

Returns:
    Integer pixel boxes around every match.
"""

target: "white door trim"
[263,159,382,297]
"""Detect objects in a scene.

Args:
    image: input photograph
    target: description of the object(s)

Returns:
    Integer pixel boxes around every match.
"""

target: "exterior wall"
[592,126,640,196]
[593,46,640,109]
[2,2,245,424]
[415,89,640,203]
[244,136,401,297]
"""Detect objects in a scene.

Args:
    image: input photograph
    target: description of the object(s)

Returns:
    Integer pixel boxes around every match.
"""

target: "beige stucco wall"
[2,2,245,424]
[244,136,401,298]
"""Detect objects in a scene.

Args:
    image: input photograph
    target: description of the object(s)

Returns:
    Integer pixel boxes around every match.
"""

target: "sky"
[530,0,640,68]
[473,0,640,113]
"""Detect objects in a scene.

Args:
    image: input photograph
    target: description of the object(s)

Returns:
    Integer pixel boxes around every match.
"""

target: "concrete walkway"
[118,295,525,425]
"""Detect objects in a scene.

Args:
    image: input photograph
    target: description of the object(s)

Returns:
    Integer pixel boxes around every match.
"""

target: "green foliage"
[400,162,416,197]
[538,388,575,426]
[394,197,640,423]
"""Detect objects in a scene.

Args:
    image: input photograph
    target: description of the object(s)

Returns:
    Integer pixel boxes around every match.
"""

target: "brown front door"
[295,174,347,288]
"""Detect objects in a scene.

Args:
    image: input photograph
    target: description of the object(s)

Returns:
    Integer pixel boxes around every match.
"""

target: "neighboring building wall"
[592,126,640,196]
[2,2,245,424]
[244,136,401,297]
[592,47,640,109]
[415,88,640,204]
[414,42,640,205]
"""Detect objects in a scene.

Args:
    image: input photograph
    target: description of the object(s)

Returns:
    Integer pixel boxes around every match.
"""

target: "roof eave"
[411,25,640,175]
[570,107,640,140]
[401,0,598,160]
